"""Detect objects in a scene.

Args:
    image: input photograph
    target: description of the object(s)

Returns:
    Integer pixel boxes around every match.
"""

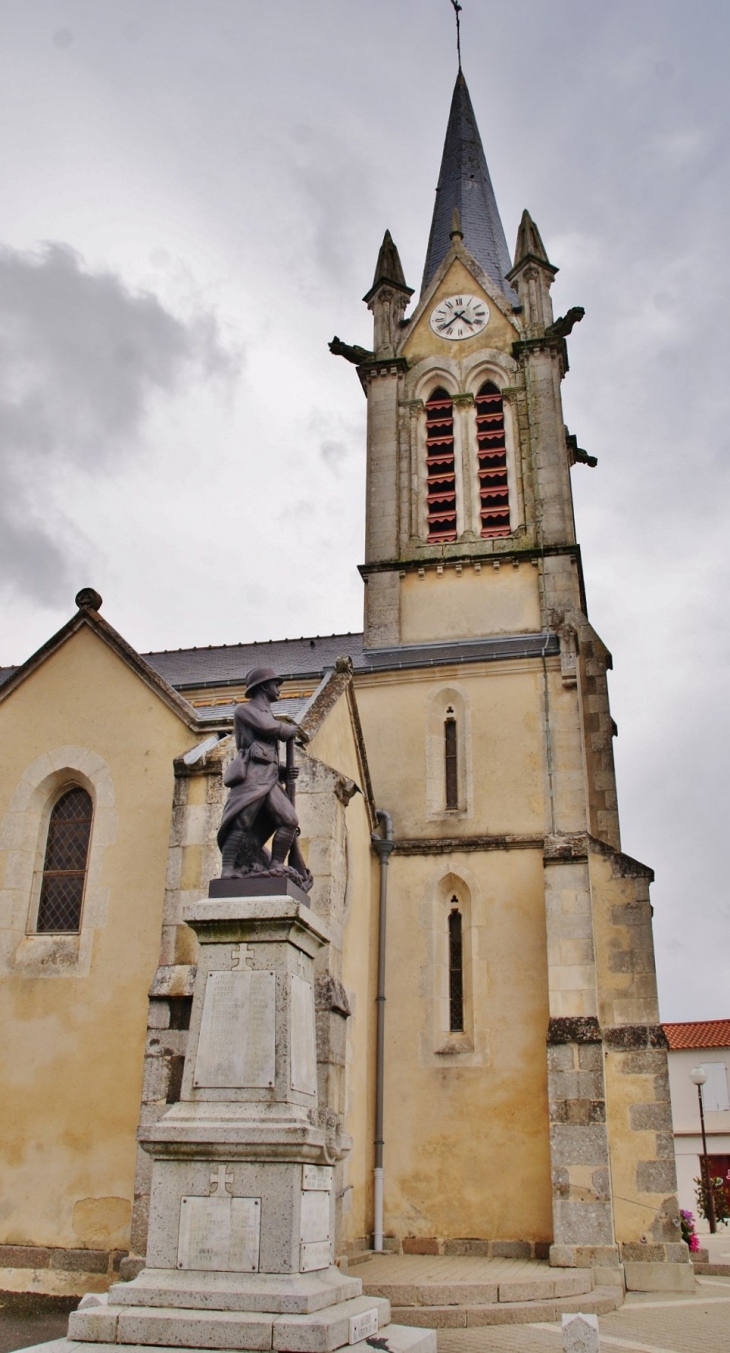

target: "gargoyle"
[566,429,597,468]
[328,335,374,364]
[547,306,585,339]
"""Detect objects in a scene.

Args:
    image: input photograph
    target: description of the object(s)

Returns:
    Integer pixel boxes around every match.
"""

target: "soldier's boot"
[270,825,296,868]
[220,825,244,876]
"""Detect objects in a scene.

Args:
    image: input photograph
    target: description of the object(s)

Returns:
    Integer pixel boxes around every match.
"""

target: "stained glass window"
[448,904,464,1032]
[36,786,92,932]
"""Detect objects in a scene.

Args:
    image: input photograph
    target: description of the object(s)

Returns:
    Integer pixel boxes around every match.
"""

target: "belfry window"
[448,903,464,1032]
[425,387,457,542]
[36,786,93,933]
[444,709,458,810]
[476,381,510,537]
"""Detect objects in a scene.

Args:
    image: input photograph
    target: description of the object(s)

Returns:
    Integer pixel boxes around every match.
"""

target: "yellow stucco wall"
[355,663,548,840]
[380,848,551,1242]
[348,664,553,1242]
[0,626,196,1260]
[400,568,541,644]
[402,257,518,365]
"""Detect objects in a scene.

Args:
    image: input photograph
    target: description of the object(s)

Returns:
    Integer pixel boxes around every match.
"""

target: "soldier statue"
[217,667,313,892]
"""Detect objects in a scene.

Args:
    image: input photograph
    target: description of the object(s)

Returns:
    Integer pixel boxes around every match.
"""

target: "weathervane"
[450,0,463,72]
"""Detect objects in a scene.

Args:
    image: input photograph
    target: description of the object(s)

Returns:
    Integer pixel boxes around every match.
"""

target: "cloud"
[0,242,234,603]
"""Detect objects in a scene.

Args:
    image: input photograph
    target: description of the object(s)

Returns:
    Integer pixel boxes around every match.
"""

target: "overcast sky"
[0,1,728,1022]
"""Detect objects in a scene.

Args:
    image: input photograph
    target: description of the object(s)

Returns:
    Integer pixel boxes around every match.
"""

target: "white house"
[664,1020,730,1233]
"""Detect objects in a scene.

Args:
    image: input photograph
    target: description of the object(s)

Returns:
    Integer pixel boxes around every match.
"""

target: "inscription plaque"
[302,1164,333,1191]
[300,1240,331,1273]
[290,973,317,1095]
[178,1196,261,1271]
[194,970,276,1089]
[300,1190,330,1243]
[349,1310,379,1344]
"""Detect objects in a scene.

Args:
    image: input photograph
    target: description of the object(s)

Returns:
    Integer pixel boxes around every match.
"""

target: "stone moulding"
[547,1016,602,1045]
[395,834,544,856]
[547,1020,670,1050]
[603,1024,668,1050]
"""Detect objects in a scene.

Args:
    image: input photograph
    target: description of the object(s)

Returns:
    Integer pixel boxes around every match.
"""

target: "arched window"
[444,707,458,810]
[476,381,510,537]
[448,903,464,1032]
[425,387,457,542]
[36,786,93,933]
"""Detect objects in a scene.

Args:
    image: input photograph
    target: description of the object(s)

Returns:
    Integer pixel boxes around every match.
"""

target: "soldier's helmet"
[244,667,281,696]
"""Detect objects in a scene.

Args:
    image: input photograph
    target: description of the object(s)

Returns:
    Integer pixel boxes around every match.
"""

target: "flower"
[680,1208,700,1252]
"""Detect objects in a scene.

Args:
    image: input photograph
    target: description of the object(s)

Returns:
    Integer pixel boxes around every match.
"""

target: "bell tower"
[330,70,690,1291]
[333,73,590,655]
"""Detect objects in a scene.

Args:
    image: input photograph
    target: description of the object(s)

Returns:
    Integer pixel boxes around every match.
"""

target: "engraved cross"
[294,950,308,978]
[231,943,255,969]
[209,1164,234,1196]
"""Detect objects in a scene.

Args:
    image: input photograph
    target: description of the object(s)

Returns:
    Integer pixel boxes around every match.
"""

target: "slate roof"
[663,1020,730,1051]
[421,72,517,304]
[144,634,364,689]
[143,630,559,690]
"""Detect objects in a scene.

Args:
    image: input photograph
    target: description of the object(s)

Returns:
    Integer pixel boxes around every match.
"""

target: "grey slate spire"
[513,208,553,268]
[363,229,413,304]
[421,72,517,303]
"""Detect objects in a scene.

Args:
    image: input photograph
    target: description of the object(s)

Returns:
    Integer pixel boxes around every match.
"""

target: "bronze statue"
[217,667,313,893]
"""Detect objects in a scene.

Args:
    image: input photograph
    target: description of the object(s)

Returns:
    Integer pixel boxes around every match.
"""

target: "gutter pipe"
[371,808,394,1252]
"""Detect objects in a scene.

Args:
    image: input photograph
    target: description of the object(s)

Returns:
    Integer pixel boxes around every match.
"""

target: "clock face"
[430,293,489,341]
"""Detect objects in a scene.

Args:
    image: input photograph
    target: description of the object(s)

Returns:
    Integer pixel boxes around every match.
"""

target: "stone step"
[69,1295,392,1352]
[350,1324,436,1353]
[692,1260,730,1277]
[389,1286,623,1328]
[108,1266,363,1314]
[362,1267,593,1307]
[273,1295,390,1351]
[15,1331,437,1353]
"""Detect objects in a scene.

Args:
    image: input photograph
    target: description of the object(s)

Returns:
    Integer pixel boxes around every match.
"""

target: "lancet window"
[425,387,457,542]
[36,786,93,932]
[448,902,464,1032]
[476,380,510,536]
[444,708,458,810]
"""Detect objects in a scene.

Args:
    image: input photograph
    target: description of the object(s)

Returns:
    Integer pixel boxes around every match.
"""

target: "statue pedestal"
[67,889,435,1353]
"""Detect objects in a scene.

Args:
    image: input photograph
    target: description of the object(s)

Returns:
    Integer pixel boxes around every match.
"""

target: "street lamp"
[690,1067,717,1234]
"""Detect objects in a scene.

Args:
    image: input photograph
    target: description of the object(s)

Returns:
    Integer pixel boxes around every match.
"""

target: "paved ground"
[1,1267,729,1353]
[0,1295,75,1353]
[702,1231,730,1262]
[438,1276,730,1353]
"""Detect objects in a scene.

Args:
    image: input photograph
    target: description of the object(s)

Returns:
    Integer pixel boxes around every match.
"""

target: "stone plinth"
[67,888,435,1353]
[562,1312,599,1352]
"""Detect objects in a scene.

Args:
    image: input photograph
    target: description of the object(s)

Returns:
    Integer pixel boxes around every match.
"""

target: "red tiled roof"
[662,1020,730,1050]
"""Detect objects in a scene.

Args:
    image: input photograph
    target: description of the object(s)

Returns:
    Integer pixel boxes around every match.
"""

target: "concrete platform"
[692,1233,730,1276]
[353,1254,624,1326]
[8,1326,437,1353]
[106,1267,362,1314]
[390,1287,623,1328]
[68,1294,393,1351]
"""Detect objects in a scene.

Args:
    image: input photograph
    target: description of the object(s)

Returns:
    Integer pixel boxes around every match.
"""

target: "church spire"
[421,72,516,303]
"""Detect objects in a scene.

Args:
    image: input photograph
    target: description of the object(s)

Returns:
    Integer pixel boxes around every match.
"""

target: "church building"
[0,72,691,1301]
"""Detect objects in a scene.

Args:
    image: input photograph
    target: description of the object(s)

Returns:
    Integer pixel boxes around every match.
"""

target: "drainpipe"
[371,808,394,1252]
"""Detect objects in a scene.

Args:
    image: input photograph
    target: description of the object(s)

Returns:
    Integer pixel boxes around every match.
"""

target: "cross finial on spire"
[450,0,463,73]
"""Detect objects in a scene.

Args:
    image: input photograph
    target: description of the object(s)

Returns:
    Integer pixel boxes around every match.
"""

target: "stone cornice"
[547,1016,602,1045]
[359,543,581,576]
[358,357,409,378]
[392,834,544,856]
